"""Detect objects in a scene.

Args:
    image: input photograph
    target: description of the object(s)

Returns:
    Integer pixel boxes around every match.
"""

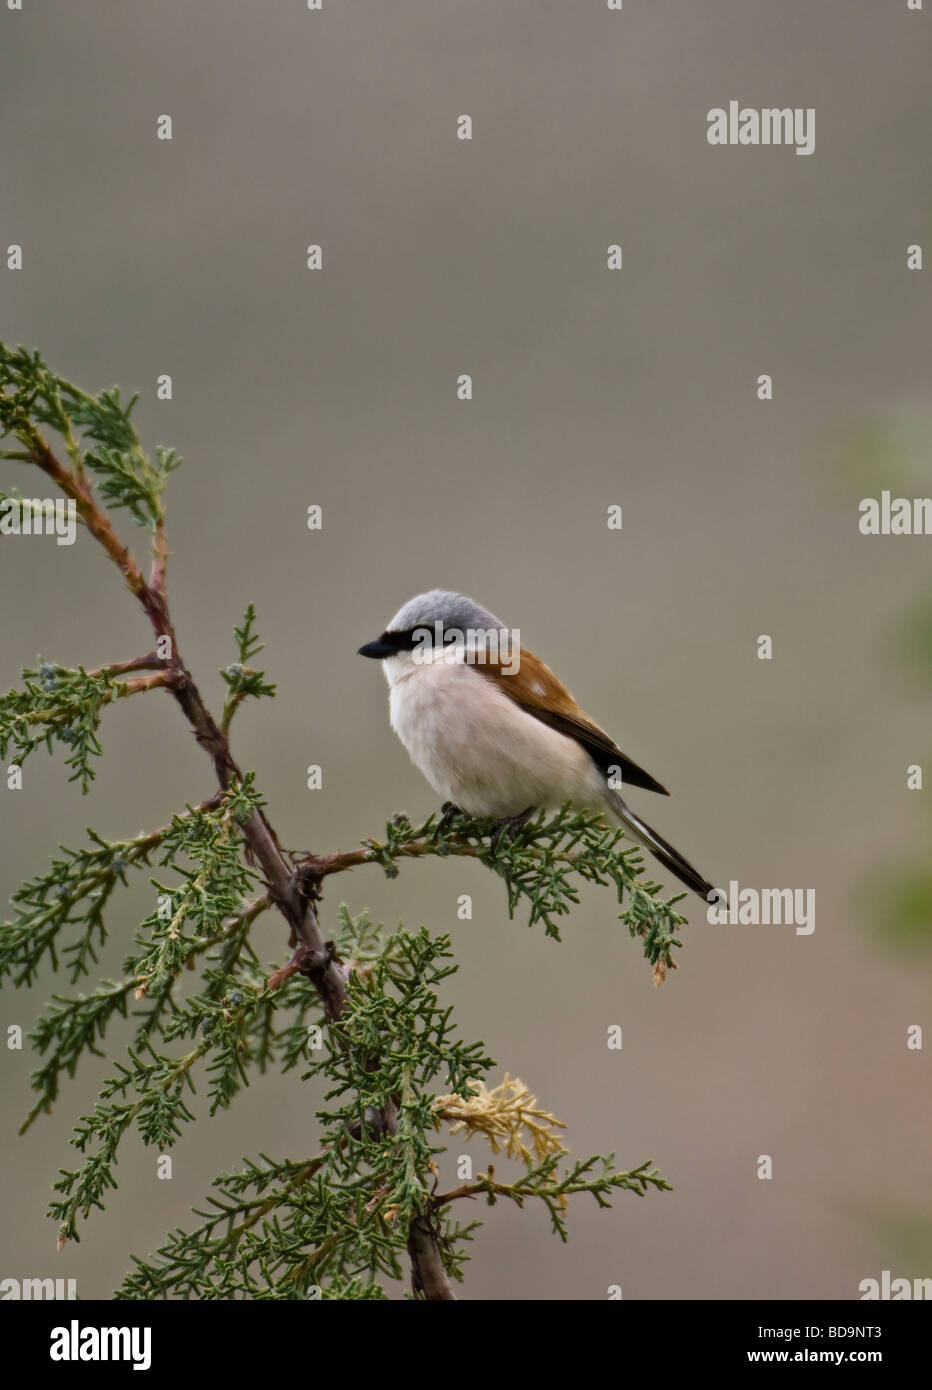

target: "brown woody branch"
[26,428,346,1013]
[299,839,486,880]
[87,653,167,678]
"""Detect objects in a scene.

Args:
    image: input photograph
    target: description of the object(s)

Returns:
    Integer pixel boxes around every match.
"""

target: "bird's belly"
[389,665,600,818]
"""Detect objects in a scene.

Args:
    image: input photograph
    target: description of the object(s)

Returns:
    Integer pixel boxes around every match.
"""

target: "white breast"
[385,653,602,819]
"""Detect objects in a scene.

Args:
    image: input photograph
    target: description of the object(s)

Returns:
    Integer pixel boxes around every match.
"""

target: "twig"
[86,653,167,678]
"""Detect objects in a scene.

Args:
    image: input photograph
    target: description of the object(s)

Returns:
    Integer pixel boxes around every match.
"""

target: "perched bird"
[358,590,715,900]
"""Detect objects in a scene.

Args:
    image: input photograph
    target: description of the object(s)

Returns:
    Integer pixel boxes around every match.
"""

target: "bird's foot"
[436,801,464,835]
[489,807,535,853]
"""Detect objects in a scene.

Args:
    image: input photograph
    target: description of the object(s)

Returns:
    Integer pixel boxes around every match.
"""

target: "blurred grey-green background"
[1,0,930,1299]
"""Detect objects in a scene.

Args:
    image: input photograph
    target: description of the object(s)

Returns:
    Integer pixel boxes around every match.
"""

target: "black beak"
[358,638,397,659]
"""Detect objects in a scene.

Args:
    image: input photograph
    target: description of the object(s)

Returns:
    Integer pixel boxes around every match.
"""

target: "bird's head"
[358,589,514,681]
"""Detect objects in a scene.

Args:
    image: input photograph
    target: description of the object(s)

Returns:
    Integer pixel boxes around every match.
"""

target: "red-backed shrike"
[359,589,715,900]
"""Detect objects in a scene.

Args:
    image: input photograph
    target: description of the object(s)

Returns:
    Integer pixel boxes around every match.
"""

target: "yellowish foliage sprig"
[435,1073,567,1164]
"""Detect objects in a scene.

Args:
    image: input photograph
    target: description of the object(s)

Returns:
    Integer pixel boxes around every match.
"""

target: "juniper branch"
[430,1155,673,1242]
[1,343,344,1007]
[1,344,453,1294]
[0,795,224,991]
[299,804,688,976]
[1,346,679,1299]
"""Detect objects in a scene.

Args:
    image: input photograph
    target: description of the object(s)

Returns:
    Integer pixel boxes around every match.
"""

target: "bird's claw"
[489,807,535,853]
[436,801,463,834]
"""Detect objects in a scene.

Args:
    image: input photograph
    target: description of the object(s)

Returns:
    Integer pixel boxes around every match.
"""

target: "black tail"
[607,790,715,901]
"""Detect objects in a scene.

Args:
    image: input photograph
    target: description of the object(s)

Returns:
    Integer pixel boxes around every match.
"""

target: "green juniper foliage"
[0,664,113,793]
[1,343,684,1298]
[367,803,688,965]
